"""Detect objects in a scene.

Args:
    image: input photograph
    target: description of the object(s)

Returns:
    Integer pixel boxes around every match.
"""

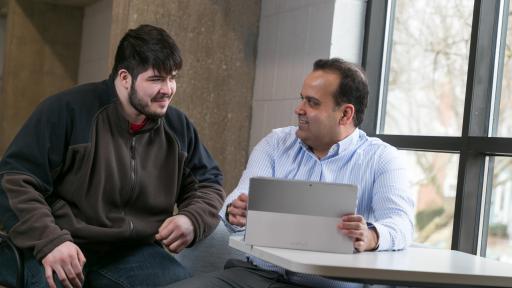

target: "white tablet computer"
[244,177,358,253]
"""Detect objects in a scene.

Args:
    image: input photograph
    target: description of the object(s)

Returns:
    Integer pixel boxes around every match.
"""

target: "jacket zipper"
[127,136,136,235]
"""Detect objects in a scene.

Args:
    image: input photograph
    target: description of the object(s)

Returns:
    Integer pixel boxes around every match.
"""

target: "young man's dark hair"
[112,24,183,79]
[313,58,369,127]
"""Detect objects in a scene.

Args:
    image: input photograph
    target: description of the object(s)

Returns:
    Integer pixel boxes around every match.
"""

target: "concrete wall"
[0,0,365,194]
[0,16,5,79]
[109,0,261,192]
[249,0,367,150]
[0,16,6,97]
[0,0,83,154]
[78,0,112,84]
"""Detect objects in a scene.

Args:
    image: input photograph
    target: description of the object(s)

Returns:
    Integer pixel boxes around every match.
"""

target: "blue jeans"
[0,242,191,288]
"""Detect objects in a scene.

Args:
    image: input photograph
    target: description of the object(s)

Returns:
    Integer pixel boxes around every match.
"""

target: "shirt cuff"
[366,222,380,251]
[219,201,246,233]
[371,222,391,251]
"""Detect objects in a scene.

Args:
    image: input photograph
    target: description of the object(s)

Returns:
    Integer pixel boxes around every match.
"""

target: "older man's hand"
[337,214,379,252]
[226,193,248,227]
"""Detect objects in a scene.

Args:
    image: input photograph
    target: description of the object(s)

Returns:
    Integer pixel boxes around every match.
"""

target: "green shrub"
[416,207,445,231]
[489,223,508,238]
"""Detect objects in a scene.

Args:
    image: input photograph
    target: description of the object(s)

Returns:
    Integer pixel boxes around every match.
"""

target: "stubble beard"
[128,85,167,120]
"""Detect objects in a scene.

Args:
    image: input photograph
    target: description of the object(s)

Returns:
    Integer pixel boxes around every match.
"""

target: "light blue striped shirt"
[220,127,414,288]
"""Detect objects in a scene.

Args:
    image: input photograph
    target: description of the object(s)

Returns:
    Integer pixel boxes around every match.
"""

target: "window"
[486,157,512,263]
[384,0,473,136]
[363,0,512,260]
[404,151,458,248]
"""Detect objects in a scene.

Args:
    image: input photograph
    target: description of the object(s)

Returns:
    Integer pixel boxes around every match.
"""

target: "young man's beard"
[128,85,167,120]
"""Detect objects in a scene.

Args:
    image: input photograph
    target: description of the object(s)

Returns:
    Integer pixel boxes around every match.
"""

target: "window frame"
[361,0,512,255]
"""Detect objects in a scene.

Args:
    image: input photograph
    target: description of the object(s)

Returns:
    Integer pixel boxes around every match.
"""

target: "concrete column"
[0,0,82,154]
[110,0,261,192]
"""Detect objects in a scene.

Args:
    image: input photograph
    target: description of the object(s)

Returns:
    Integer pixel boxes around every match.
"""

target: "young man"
[170,58,414,288]
[0,24,225,288]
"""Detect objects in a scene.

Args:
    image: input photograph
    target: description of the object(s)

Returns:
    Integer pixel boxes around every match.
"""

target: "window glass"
[496,4,512,137]
[402,150,459,248]
[486,157,512,263]
[383,0,473,136]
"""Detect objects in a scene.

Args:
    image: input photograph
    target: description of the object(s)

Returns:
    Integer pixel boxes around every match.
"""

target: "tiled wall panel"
[250,0,366,150]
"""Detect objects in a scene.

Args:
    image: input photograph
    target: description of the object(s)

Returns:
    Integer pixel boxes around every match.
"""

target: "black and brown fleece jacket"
[0,78,225,260]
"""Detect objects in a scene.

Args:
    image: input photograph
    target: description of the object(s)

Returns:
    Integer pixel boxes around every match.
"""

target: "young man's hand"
[226,193,248,227]
[337,214,379,252]
[42,241,86,288]
[156,215,194,253]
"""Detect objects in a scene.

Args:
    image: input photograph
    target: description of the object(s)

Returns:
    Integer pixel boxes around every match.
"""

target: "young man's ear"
[338,104,355,125]
[118,69,132,90]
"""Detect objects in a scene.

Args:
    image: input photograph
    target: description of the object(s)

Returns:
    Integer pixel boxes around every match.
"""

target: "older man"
[170,58,414,288]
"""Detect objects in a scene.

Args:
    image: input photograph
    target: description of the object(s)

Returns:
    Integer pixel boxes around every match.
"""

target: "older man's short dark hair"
[313,58,369,127]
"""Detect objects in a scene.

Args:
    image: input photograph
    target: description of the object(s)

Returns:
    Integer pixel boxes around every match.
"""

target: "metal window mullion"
[467,136,512,155]
[489,0,509,137]
[452,0,502,254]
[375,135,462,153]
[361,0,389,136]
[377,0,396,134]
[373,134,512,155]
[480,0,509,257]
[480,155,494,257]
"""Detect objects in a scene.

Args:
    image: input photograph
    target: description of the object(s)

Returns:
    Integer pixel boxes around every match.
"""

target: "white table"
[229,236,512,287]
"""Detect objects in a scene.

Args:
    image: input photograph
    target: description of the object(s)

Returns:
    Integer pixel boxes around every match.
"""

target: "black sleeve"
[164,107,225,244]
[0,95,73,260]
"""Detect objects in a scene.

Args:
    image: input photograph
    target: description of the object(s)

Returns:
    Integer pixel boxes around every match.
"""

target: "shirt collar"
[299,128,361,160]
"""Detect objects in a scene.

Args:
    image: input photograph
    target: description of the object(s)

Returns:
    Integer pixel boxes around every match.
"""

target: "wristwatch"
[366,222,380,250]
[225,203,232,221]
